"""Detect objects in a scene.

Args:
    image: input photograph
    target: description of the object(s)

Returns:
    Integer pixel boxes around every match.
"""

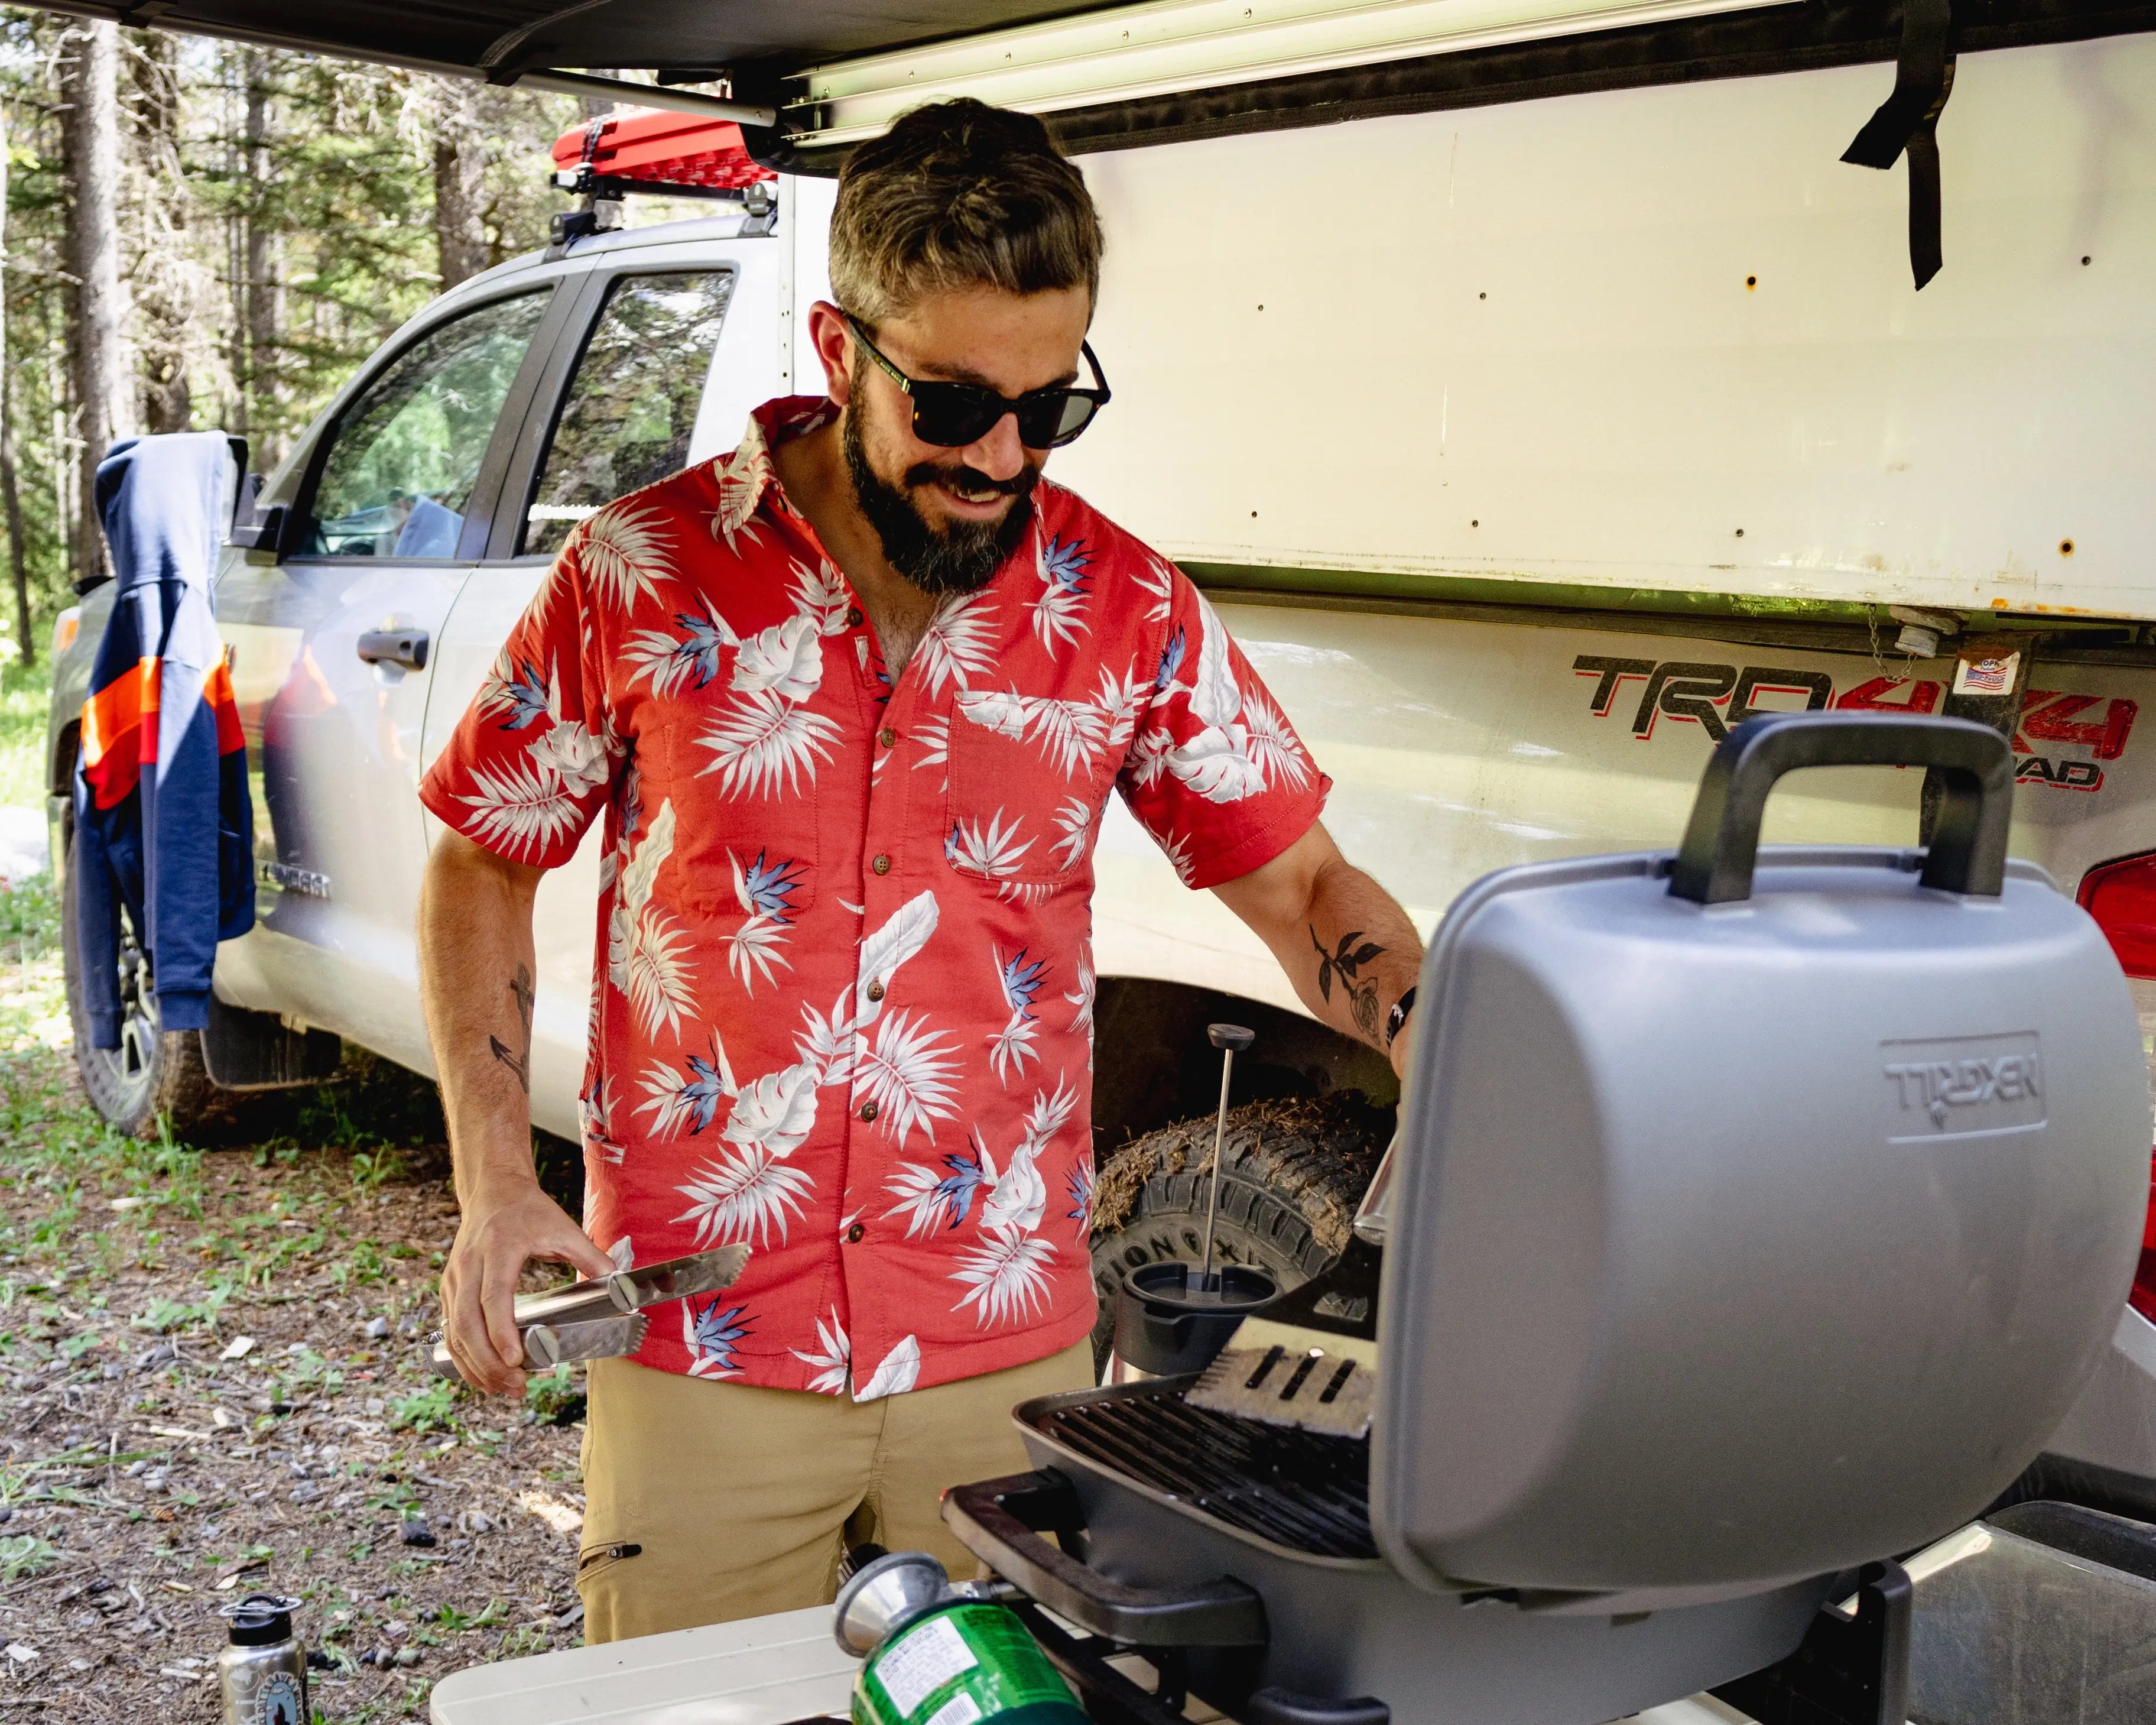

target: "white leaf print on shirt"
[1187,595,1243,730]
[855,890,938,1024]
[852,1011,960,1147]
[528,718,610,796]
[1066,947,1096,1039]
[1126,727,1174,790]
[792,1308,850,1395]
[979,1136,1046,1237]
[696,690,842,798]
[607,802,697,1040]
[454,757,585,861]
[608,1235,637,1271]
[579,499,676,612]
[952,1233,1058,1328]
[712,419,771,553]
[954,688,1029,741]
[674,1146,816,1248]
[1166,725,1268,804]
[911,717,951,790]
[624,598,737,698]
[789,559,852,637]
[1240,687,1314,789]
[1156,596,1282,803]
[731,611,824,703]
[946,810,1032,878]
[1132,553,1176,624]
[946,1079,1073,1327]
[915,589,997,696]
[1050,797,1098,871]
[723,1059,821,1156]
[855,1334,921,1401]
[1032,530,1092,657]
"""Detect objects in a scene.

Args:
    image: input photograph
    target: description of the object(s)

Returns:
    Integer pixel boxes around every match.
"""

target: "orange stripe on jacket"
[205,659,245,756]
[80,657,160,810]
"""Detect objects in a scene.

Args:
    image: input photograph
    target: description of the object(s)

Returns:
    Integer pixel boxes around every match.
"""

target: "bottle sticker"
[876,1616,978,1717]
[924,1692,984,1725]
[255,1671,306,1725]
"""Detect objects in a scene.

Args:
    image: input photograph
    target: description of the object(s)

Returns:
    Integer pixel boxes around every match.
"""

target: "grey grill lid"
[1374,714,2149,1598]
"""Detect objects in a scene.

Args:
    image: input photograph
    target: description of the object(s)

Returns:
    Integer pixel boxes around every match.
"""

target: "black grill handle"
[1669,712,2013,905]
[941,1469,1268,1648]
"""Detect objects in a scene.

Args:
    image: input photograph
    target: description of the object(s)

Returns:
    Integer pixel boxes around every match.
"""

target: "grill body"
[1016,1382,1825,1725]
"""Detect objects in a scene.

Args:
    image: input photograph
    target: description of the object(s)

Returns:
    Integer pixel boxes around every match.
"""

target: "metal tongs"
[427,1244,749,1380]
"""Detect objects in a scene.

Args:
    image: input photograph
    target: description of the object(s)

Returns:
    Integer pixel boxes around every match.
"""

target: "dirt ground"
[1,915,595,1723]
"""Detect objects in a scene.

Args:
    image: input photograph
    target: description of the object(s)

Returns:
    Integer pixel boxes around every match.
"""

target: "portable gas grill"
[940,712,2154,1725]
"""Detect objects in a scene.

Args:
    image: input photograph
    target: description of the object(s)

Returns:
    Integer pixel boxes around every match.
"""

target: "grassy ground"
[0,862,593,1721]
[1,660,51,813]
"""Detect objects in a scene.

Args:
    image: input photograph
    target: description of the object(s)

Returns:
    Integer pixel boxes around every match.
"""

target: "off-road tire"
[1087,1091,1393,1371]
[61,827,217,1138]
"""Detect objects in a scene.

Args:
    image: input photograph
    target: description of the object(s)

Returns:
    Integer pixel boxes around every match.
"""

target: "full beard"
[843,406,1038,597]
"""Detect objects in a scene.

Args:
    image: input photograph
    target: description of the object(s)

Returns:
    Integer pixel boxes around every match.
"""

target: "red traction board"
[551,108,775,190]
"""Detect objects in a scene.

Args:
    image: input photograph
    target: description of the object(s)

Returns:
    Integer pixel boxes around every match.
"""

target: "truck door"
[425,258,758,1142]
[217,284,567,1072]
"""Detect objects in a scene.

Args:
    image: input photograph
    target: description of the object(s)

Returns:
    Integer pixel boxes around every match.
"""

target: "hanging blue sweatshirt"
[73,432,255,1045]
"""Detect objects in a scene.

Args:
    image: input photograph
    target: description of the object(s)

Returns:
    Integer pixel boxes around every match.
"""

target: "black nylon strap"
[1842,0,1956,288]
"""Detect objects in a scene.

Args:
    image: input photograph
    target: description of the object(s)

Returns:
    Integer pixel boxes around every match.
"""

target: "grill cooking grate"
[1034,1383,1375,1559]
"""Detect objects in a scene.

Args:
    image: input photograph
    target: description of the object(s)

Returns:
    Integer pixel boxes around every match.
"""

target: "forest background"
[0,9,611,673]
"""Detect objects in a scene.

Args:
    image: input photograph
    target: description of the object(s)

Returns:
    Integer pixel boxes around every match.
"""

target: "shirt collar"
[727,395,837,520]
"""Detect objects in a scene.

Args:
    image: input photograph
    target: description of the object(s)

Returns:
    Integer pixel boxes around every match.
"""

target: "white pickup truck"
[42,12,2156,1379]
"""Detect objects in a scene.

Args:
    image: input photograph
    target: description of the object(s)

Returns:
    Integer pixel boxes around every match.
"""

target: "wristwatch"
[1385,985,1418,1049]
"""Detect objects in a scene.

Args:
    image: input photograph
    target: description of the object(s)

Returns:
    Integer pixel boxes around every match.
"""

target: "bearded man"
[416,98,1424,1641]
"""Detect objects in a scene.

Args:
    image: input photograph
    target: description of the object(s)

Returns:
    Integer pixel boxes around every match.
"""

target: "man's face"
[835,284,1092,596]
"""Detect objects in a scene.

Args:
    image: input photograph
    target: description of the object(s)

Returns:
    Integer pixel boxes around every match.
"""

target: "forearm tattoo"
[1312,926,1386,1045]
[488,963,535,1095]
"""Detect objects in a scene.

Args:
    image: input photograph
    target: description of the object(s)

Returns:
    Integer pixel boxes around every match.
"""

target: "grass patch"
[0,1533,61,1581]
[0,659,51,812]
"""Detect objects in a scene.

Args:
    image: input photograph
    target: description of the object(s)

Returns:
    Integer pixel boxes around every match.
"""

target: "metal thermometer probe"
[1201,1024,1255,1287]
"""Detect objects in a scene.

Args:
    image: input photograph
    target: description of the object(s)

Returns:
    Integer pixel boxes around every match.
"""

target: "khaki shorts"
[576,1339,1095,1642]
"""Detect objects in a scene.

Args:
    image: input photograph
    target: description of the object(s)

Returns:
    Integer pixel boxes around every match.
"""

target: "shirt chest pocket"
[943,691,1115,889]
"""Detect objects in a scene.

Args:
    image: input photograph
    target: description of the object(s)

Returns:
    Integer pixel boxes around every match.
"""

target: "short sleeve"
[419,535,622,868]
[1116,572,1330,890]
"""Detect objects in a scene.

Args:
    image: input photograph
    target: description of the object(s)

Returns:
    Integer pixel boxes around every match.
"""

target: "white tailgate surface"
[429,1605,853,1725]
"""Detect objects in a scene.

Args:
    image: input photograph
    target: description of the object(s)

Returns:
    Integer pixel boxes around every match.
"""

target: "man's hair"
[829,99,1103,325]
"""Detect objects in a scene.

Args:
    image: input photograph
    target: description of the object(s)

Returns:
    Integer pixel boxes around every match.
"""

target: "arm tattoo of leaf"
[488,962,535,1095]
[1311,925,1387,1043]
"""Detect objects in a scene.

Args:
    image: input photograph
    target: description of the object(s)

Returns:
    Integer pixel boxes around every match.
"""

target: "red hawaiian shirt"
[420,397,1329,1398]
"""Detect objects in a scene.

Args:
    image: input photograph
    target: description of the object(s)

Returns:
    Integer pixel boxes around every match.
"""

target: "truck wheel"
[1087,1091,1393,1371]
[60,829,216,1138]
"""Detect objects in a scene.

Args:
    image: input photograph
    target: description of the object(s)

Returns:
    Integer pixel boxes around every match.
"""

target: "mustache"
[904,461,1040,501]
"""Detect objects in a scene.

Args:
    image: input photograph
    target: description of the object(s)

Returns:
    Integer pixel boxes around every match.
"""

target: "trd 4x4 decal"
[1572,656,2138,793]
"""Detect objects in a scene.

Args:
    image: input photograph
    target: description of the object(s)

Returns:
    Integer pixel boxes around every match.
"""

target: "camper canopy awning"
[30,0,2156,167]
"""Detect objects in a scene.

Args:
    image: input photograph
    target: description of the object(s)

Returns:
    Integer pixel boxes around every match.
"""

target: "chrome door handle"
[356,628,428,672]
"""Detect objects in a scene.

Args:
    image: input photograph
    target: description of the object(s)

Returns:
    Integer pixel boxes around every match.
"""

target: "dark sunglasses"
[845,313,1111,449]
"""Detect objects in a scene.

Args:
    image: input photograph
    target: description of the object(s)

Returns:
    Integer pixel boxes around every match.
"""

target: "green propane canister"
[855,1600,1087,1725]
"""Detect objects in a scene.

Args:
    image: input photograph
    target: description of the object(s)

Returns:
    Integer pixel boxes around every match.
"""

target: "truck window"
[302,290,550,559]
[521,270,735,557]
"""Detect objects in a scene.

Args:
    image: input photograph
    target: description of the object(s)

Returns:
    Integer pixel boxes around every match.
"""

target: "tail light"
[2136,1153,2156,1327]
[2079,852,2156,977]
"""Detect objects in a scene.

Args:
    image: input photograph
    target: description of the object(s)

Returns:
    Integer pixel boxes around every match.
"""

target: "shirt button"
[871,854,891,876]
[846,607,864,628]
[846,1223,866,1244]
[859,1101,879,1123]
[865,980,885,1003]
[878,727,898,748]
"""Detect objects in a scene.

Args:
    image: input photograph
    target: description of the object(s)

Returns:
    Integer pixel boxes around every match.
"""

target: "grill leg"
[1711,1561,1912,1725]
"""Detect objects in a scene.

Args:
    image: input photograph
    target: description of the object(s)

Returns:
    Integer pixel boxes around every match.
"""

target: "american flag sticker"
[1953,651,2021,696]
